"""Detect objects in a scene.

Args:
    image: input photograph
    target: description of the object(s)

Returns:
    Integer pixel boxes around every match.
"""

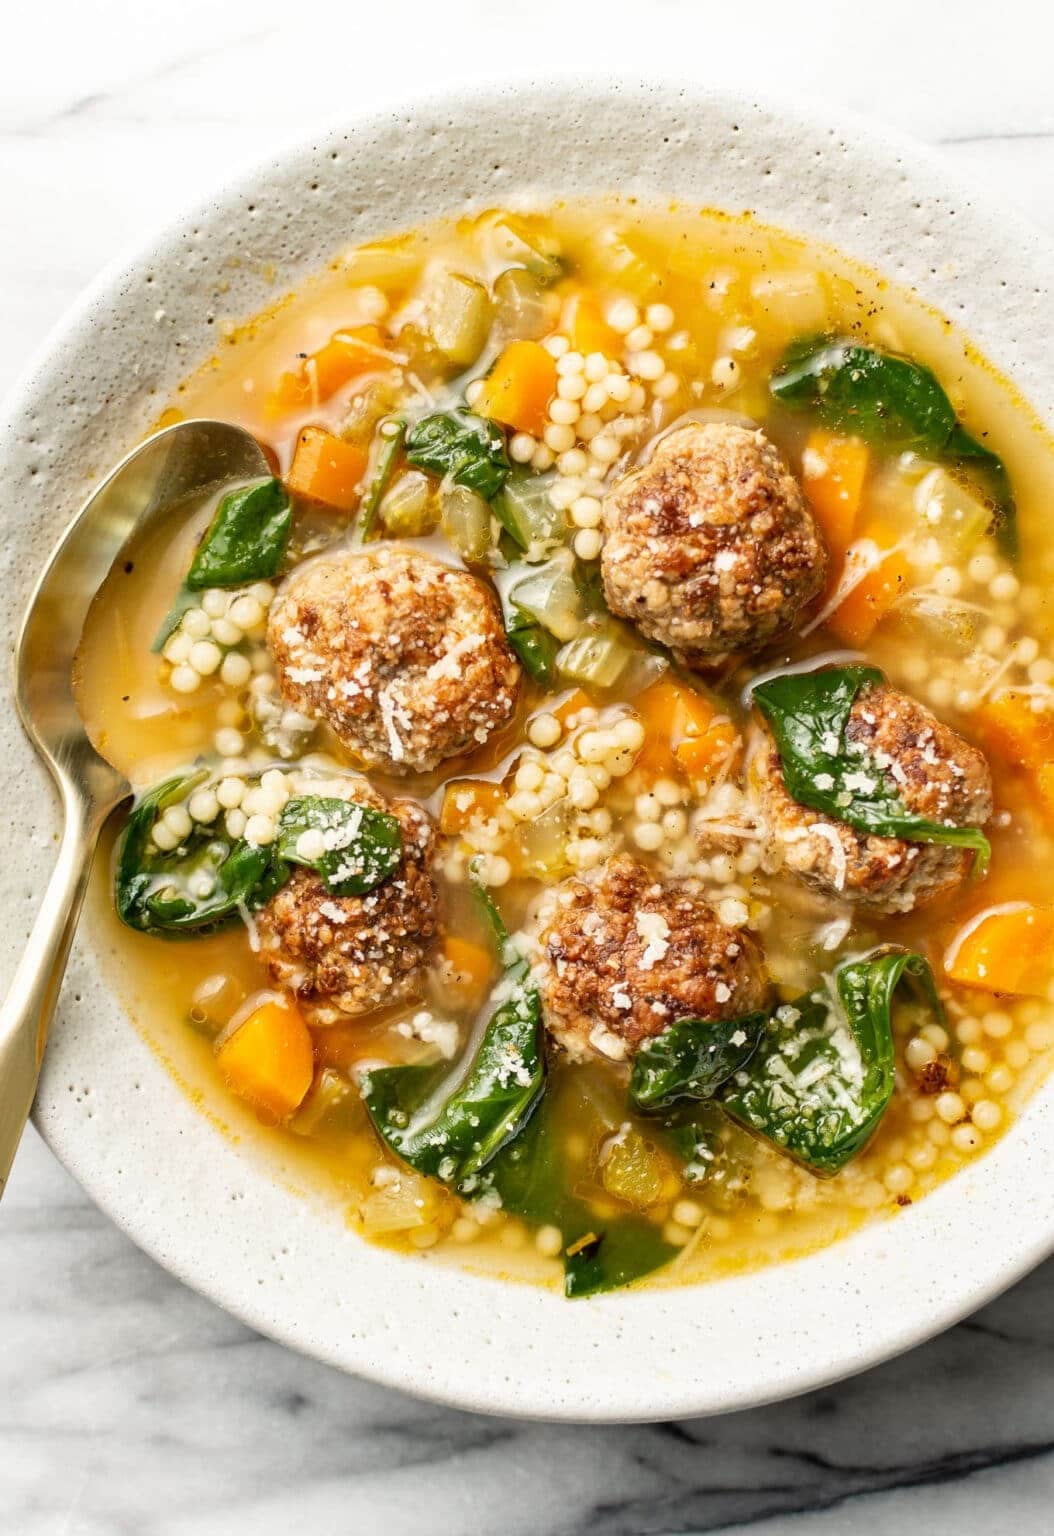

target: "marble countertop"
[4,2,1054,1531]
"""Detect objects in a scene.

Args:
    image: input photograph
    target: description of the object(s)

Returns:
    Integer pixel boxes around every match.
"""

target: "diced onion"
[557,626,632,687]
[505,551,583,641]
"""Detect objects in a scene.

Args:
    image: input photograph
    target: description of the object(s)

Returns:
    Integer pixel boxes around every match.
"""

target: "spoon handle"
[0,787,106,1198]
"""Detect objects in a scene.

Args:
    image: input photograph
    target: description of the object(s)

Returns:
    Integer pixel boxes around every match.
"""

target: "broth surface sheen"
[80,201,1054,1296]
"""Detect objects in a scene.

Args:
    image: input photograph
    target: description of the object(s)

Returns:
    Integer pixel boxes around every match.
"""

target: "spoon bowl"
[0,418,270,1194]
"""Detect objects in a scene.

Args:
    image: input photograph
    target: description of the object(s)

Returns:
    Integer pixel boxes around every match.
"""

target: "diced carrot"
[801,429,869,583]
[562,293,620,358]
[825,522,912,647]
[552,688,594,727]
[216,998,314,1122]
[439,779,506,835]
[634,677,740,785]
[944,904,1054,997]
[474,340,558,436]
[675,719,741,784]
[285,426,368,512]
[975,689,1054,772]
[442,935,496,1003]
[267,324,388,416]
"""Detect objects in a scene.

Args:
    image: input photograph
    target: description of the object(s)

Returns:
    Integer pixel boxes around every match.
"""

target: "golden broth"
[80,201,1054,1293]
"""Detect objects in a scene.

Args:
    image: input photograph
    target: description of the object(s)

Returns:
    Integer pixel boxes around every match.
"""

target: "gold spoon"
[0,420,270,1196]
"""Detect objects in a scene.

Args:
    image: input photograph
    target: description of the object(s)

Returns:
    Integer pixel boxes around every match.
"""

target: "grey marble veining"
[6,1129,1054,1536]
[5,2,1054,1531]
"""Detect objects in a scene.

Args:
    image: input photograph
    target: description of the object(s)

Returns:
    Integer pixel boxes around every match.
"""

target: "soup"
[78,203,1054,1297]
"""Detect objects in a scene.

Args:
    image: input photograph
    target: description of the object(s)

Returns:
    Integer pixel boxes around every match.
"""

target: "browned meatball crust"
[268,546,521,774]
[601,422,826,665]
[257,779,438,1018]
[537,855,768,1063]
[751,682,993,913]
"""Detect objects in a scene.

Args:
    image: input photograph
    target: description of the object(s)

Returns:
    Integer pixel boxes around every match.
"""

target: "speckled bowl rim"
[5,78,1054,1423]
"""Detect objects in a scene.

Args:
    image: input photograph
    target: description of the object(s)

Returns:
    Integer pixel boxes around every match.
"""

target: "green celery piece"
[722,947,941,1174]
[629,1011,768,1112]
[506,610,560,686]
[752,664,990,872]
[275,796,401,896]
[357,419,406,543]
[769,336,1017,558]
[360,977,544,1184]
[114,771,289,935]
[492,471,563,550]
[186,477,292,589]
[404,410,510,501]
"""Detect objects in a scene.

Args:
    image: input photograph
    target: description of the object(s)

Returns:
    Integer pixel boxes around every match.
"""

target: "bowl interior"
[4,80,1054,1421]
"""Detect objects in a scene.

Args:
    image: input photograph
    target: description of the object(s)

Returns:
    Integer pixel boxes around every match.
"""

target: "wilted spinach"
[630,1011,768,1112]
[275,796,402,896]
[722,947,942,1174]
[405,410,510,501]
[770,335,1017,557]
[484,1090,678,1298]
[114,772,285,935]
[360,979,544,1185]
[751,664,990,872]
[187,477,292,588]
[115,777,403,935]
[153,477,292,649]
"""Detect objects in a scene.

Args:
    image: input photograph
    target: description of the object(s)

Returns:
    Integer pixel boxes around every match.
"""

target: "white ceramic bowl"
[4,81,1054,1422]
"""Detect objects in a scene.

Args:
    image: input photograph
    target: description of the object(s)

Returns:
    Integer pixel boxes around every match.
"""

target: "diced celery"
[494,472,564,550]
[557,624,632,688]
[381,470,439,537]
[441,485,493,562]
[493,268,558,340]
[516,799,574,879]
[912,465,993,557]
[428,272,493,368]
[488,216,563,283]
[288,1068,358,1137]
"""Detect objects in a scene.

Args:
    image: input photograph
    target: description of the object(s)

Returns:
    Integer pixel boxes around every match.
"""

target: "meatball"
[256,777,438,1019]
[268,545,521,774]
[537,855,768,1063]
[601,422,826,665]
[751,682,993,913]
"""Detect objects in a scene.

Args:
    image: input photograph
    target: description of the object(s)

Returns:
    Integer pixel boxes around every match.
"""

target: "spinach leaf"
[405,410,510,501]
[752,664,990,872]
[360,978,544,1185]
[722,946,942,1174]
[186,477,292,589]
[356,419,406,543]
[152,586,202,653]
[770,335,1017,557]
[630,1012,768,1112]
[485,1094,678,1298]
[505,608,561,686]
[275,796,402,896]
[114,772,288,935]
[562,1220,679,1299]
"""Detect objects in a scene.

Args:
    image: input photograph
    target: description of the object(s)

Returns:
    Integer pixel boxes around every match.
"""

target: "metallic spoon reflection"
[0,420,270,1195]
